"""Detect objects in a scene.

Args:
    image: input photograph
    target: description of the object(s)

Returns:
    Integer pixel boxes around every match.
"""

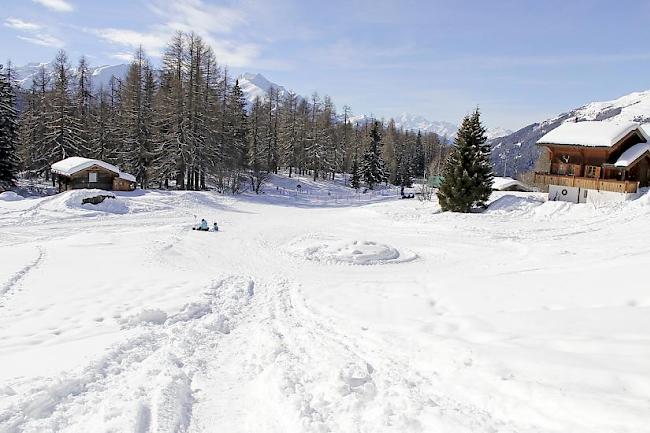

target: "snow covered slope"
[12,62,129,90]
[492,89,650,176]
[0,177,649,432]
[237,72,290,105]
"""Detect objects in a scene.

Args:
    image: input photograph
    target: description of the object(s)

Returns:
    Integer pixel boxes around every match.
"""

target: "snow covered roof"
[614,142,650,167]
[638,124,650,141]
[491,177,531,191]
[51,157,136,183]
[118,171,136,182]
[537,121,642,147]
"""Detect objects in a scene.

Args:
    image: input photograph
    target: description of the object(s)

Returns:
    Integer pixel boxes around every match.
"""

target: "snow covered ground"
[0,177,649,433]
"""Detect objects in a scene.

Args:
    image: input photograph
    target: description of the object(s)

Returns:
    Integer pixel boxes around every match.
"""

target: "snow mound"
[121,308,168,327]
[487,194,545,214]
[45,190,129,215]
[0,191,24,201]
[286,235,417,265]
[339,361,377,400]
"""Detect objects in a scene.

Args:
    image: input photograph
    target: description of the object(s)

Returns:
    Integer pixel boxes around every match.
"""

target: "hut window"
[585,165,600,178]
[89,172,98,183]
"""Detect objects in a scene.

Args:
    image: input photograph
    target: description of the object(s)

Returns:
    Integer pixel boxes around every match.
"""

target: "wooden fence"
[534,173,638,194]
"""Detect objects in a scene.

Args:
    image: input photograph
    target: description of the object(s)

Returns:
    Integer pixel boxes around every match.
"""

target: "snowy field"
[0,176,649,433]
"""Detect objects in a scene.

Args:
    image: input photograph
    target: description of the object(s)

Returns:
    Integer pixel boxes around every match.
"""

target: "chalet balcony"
[534,173,639,194]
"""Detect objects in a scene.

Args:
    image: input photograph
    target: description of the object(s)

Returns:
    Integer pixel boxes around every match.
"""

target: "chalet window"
[584,165,600,179]
[566,164,575,176]
[89,172,98,183]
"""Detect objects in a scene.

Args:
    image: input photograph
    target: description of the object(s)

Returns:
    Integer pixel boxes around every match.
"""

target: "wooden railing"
[534,173,639,194]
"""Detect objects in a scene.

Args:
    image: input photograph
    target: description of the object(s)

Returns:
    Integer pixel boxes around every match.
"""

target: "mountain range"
[12,62,130,90]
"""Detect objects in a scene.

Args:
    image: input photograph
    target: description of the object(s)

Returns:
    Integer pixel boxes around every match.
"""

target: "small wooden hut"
[51,157,136,192]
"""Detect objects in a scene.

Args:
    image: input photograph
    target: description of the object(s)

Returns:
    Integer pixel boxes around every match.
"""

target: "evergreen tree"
[44,50,87,162]
[305,93,323,180]
[75,56,93,149]
[0,64,19,187]
[350,155,361,189]
[225,79,248,169]
[437,109,493,212]
[361,121,386,189]
[396,131,414,188]
[19,73,49,176]
[278,91,299,177]
[413,130,425,177]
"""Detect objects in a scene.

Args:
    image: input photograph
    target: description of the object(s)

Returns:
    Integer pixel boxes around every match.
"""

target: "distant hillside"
[491,90,650,177]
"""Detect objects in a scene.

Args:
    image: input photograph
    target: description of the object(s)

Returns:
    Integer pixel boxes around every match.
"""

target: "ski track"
[0,246,45,304]
[0,276,255,433]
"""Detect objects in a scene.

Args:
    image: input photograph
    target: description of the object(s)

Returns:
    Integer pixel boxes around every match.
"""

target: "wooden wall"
[112,178,136,191]
[59,165,116,191]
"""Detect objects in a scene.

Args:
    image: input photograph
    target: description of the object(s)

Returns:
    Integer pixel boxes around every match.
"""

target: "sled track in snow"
[228,277,526,432]
[0,276,255,433]
[0,246,45,305]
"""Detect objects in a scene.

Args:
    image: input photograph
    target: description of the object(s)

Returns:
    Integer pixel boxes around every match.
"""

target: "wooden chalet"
[51,157,136,193]
[534,121,650,202]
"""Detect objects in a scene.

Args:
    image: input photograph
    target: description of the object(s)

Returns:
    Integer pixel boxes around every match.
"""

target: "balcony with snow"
[534,121,650,203]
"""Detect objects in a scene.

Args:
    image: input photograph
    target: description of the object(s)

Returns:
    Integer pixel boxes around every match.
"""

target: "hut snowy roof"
[537,121,641,147]
[614,142,650,167]
[51,157,136,182]
[491,177,531,191]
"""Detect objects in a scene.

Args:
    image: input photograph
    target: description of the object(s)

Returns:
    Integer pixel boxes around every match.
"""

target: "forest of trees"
[1,32,449,193]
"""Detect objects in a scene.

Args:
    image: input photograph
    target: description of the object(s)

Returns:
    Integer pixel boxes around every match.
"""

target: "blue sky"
[3,0,650,130]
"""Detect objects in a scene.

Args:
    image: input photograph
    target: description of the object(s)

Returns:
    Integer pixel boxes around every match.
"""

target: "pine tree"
[361,121,387,189]
[396,131,414,188]
[225,79,248,169]
[437,109,493,212]
[75,56,93,149]
[350,156,361,189]
[248,96,268,193]
[0,64,19,188]
[413,130,425,177]
[278,91,299,177]
[44,50,87,162]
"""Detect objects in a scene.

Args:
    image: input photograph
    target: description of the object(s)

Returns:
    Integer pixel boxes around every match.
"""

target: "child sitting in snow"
[196,219,209,231]
[213,222,219,232]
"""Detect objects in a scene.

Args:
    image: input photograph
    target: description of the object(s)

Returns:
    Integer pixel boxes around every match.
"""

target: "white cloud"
[4,16,64,48]
[32,0,74,12]
[95,28,168,57]
[93,0,262,67]
[109,52,137,62]
[148,0,247,34]
[4,18,41,31]
[17,34,64,48]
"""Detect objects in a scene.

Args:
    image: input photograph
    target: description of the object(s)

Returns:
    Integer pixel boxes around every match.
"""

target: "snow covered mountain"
[348,112,511,141]
[12,62,129,90]
[394,113,458,138]
[236,72,290,105]
[491,89,650,176]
